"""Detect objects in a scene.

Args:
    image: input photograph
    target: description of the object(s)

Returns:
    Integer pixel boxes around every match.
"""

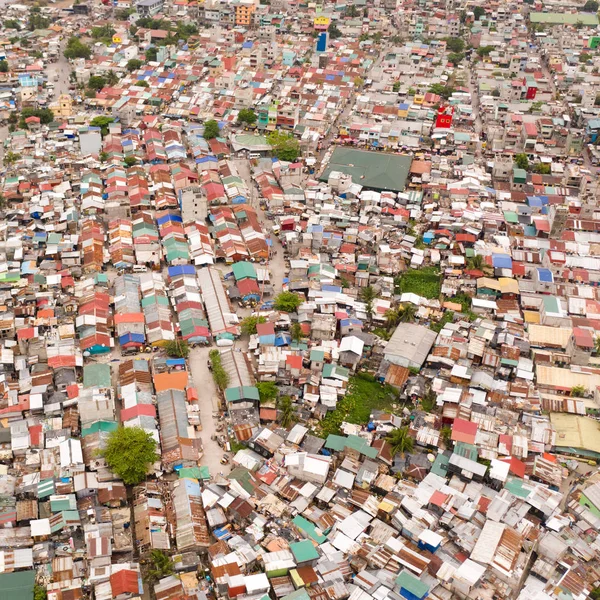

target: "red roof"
[430,490,448,507]
[286,355,302,370]
[110,570,140,596]
[237,278,260,296]
[121,404,157,421]
[256,322,275,336]
[451,418,477,444]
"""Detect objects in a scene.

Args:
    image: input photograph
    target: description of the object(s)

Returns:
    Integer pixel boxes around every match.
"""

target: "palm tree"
[385,308,400,329]
[145,550,173,584]
[571,385,586,398]
[467,254,484,270]
[278,396,295,428]
[595,336,600,356]
[361,285,377,322]
[398,303,417,323]
[386,427,414,457]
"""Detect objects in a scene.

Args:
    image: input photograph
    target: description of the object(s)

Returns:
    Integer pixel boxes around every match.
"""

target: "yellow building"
[235,3,256,26]
[313,15,330,30]
[51,94,73,119]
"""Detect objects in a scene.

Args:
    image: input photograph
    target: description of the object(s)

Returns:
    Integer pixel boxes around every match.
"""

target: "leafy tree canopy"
[267,130,300,162]
[203,119,220,140]
[101,426,158,485]
[274,291,303,312]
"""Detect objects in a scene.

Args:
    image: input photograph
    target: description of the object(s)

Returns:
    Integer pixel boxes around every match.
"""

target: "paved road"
[188,346,230,477]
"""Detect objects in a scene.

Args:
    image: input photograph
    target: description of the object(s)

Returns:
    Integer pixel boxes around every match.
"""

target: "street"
[188,346,231,477]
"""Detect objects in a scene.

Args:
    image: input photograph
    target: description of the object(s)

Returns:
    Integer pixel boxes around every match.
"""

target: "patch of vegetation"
[318,374,398,437]
[209,349,229,392]
[395,267,441,299]
[101,426,158,485]
[203,119,220,140]
[164,338,190,358]
[19,107,54,129]
[64,37,91,60]
[229,438,246,453]
[274,291,303,312]
[430,310,454,333]
[267,130,300,162]
[241,315,266,336]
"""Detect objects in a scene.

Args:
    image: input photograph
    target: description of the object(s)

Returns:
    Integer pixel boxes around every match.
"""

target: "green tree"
[91,25,116,40]
[274,291,303,312]
[448,52,465,66]
[477,45,494,57]
[209,349,229,391]
[440,426,452,447]
[386,427,414,456]
[392,81,400,92]
[99,151,108,162]
[124,155,137,167]
[428,83,455,99]
[257,381,278,405]
[345,5,358,17]
[106,70,119,85]
[467,254,484,270]
[595,336,600,356]
[237,108,257,126]
[20,107,54,127]
[88,75,107,90]
[421,389,437,412]
[353,76,365,88]
[360,286,377,321]
[571,385,586,397]
[398,303,417,323]
[583,0,599,11]
[137,81,149,88]
[3,19,21,31]
[267,130,300,162]
[203,119,220,140]
[33,585,47,600]
[126,58,143,72]
[28,6,50,31]
[3,151,20,166]
[278,396,295,428]
[443,36,465,53]
[164,338,189,358]
[145,47,158,61]
[328,23,342,39]
[385,308,400,330]
[240,315,267,336]
[145,550,174,584]
[0,60,8,73]
[101,426,158,485]
[473,6,485,20]
[534,162,551,175]
[514,153,529,170]
[90,115,115,137]
[64,37,91,60]
[290,322,303,342]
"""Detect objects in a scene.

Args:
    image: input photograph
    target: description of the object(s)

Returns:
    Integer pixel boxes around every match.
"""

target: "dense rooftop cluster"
[1,0,600,599]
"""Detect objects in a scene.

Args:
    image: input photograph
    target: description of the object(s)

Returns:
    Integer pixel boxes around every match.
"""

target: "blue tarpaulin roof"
[166,358,186,366]
[168,265,195,277]
[492,254,513,269]
[156,213,183,225]
[537,268,553,282]
[119,333,145,345]
[274,332,291,347]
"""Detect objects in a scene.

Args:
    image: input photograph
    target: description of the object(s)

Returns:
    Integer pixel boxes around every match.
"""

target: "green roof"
[81,420,118,437]
[430,453,449,477]
[289,539,320,562]
[232,261,257,281]
[38,479,55,499]
[504,211,519,224]
[396,572,429,598]
[0,570,35,600]
[228,467,257,491]
[292,515,328,543]
[225,386,260,402]
[83,363,111,389]
[320,148,412,192]
[543,295,560,314]
[513,168,527,182]
[505,476,530,498]
[282,589,311,600]
[179,466,211,480]
[310,350,325,362]
[530,12,598,25]
[325,434,378,459]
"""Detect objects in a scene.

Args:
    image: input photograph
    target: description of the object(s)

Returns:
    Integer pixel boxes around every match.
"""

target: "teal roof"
[232,261,257,281]
[505,476,530,499]
[396,572,429,599]
[179,466,210,480]
[292,515,327,543]
[324,434,378,459]
[225,386,260,402]
[38,479,55,499]
[320,148,412,192]
[83,363,111,389]
[0,571,35,600]
[430,453,450,477]
[310,350,325,362]
[81,420,118,437]
[289,539,320,562]
[282,589,311,600]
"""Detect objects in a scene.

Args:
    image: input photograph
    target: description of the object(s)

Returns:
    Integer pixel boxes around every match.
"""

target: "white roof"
[31,518,51,537]
[454,558,486,586]
[339,336,364,356]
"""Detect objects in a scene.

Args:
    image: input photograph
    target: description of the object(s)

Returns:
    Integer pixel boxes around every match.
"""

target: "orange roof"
[153,371,188,392]
[114,313,145,324]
